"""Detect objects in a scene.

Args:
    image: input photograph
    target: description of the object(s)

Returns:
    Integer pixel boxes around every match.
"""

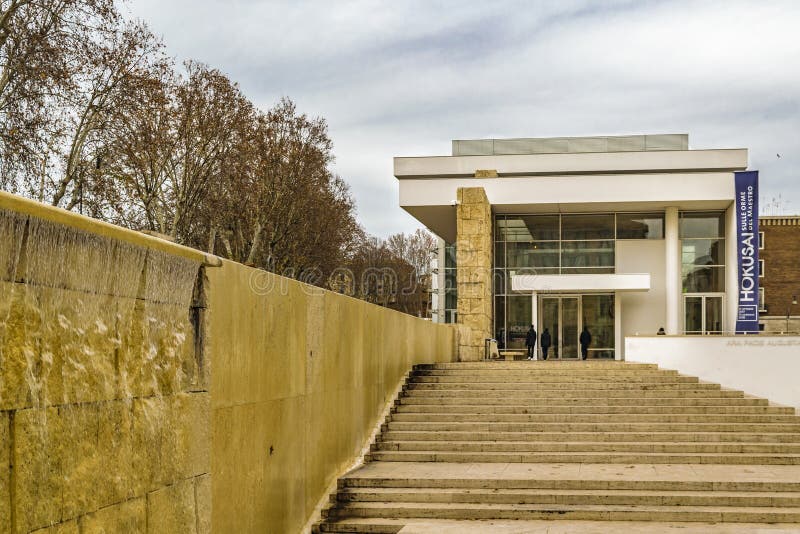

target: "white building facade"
[397,134,753,360]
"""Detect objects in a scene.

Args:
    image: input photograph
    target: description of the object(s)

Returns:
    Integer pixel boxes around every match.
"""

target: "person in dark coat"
[540,328,551,360]
[525,325,537,360]
[579,326,591,360]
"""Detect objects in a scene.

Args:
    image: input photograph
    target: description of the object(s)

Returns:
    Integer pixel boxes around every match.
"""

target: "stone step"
[374,440,800,454]
[407,382,716,391]
[416,362,660,369]
[335,487,800,507]
[325,501,800,522]
[380,430,800,443]
[403,389,744,398]
[411,370,684,382]
[319,361,800,529]
[341,476,800,493]
[394,404,795,415]
[385,421,800,433]
[390,413,800,424]
[314,520,402,533]
[398,396,769,406]
[366,450,800,465]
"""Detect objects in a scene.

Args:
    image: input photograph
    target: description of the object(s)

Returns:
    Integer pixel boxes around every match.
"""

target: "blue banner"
[734,171,759,333]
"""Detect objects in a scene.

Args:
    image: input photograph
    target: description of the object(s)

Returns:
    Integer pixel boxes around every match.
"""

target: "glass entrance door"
[540,296,580,359]
[684,295,724,334]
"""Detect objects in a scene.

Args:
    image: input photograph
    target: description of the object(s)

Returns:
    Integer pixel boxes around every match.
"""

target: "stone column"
[665,207,680,334]
[456,187,493,361]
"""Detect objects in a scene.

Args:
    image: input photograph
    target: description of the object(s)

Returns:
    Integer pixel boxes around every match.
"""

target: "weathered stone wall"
[455,187,493,360]
[0,196,211,534]
[207,261,457,533]
[1,191,458,533]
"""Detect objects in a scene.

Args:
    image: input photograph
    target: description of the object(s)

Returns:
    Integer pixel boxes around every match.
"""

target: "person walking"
[540,328,551,361]
[525,325,537,360]
[579,326,592,360]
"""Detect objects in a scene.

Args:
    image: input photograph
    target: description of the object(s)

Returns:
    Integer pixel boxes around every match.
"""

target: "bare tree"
[206,98,359,277]
[386,229,437,277]
[49,20,167,212]
[104,61,253,243]
[0,0,116,190]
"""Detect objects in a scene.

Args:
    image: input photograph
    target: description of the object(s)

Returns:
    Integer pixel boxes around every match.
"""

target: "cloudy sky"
[125,0,800,238]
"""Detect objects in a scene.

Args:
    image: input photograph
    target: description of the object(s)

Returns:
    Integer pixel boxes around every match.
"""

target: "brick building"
[758,216,800,333]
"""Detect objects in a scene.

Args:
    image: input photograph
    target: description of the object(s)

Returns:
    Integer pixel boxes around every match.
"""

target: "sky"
[125,0,800,238]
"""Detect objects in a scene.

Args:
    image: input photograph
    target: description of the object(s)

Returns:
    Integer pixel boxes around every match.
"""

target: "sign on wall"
[734,171,759,333]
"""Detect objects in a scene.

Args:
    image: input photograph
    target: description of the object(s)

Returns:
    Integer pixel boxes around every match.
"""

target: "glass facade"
[494,212,663,355]
[442,243,457,323]
[680,211,726,334]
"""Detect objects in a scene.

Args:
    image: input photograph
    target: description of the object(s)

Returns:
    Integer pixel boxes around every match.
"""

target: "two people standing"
[525,325,553,360]
[524,324,590,360]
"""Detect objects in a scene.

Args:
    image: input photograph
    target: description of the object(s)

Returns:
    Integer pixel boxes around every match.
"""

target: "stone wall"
[207,261,457,533]
[1,190,458,533]
[455,187,493,360]
[0,194,211,534]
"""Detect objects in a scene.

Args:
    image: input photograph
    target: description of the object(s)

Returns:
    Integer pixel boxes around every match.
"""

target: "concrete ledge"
[0,190,221,267]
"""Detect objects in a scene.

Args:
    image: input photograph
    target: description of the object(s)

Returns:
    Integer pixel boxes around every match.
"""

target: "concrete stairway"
[314,361,800,532]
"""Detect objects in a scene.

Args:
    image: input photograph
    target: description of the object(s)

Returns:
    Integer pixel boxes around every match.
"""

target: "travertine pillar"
[456,187,493,361]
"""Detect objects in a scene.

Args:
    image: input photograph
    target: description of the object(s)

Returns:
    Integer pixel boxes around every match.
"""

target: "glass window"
[705,296,723,334]
[444,243,457,268]
[506,296,532,349]
[507,241,559,269]
[581,294,615,355]
[684,296,703,334]
[682,265,725,293]
[494,242,505,269]
[444,268,457,291]
[562,240,615,268]
[444,288,457,310]
[562,214,614,240]
[494,295,506,347]
[759,288,766,311]
[759,259,764,278]
[681,239,725,266]
[561,267,615,274]
[496,218,530,241]
[679,211,725,239]
[522,215,559,241]
[759,231,765,250]
[616,212,664,239]
[493,269,506,294]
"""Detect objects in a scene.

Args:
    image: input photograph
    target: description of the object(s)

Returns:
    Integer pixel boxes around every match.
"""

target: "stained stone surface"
[0,205,210,533]
[147,479,198,534]
[456,187,493,361]
[0,411,9,534]
[28,520,79,534]
[195,474,212,534]
[79,498,146,534]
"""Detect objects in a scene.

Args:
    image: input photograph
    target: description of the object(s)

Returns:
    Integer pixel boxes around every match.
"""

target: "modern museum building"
[395,134,760,360]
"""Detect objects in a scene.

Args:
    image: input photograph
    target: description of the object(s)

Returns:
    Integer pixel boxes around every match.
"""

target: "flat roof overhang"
[395,149,748,178]
[511,273,651,293]
[396,149,747,242]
